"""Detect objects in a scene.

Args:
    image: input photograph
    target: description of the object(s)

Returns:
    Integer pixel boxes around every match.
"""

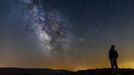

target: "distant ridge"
[0,67,73,75]
[0,68,134,75]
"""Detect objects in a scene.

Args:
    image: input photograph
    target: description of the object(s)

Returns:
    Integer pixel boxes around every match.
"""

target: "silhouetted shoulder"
[109,49,118,58]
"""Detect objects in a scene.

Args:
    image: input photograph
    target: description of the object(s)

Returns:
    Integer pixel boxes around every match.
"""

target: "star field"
[0,0,134,71]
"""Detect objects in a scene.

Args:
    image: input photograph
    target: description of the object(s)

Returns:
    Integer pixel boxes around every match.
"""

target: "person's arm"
[115,50,118,58]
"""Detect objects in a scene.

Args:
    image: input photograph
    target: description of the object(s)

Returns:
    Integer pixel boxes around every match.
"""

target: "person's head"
[110,45,115,50]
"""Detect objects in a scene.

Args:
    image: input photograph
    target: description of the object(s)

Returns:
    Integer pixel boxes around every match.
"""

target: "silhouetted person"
[109,45,118,71]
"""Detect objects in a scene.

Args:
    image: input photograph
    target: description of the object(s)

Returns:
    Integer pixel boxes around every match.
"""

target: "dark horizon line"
[0,67,134,72]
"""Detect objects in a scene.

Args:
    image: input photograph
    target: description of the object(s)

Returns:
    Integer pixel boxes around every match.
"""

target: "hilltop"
[0,68,133,75]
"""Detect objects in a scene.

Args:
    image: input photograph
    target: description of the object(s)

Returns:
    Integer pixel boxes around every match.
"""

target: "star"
[95,28,99,32]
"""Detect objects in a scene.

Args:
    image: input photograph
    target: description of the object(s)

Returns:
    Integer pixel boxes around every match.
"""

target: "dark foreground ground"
[0,68,134,75]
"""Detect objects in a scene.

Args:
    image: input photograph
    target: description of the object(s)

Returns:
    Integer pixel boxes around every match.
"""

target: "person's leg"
[110,59,114,70]
[113,58,119,74]
[114,59,118,69]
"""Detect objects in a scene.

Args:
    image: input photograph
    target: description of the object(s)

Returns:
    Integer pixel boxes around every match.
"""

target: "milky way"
[22,0,74,57]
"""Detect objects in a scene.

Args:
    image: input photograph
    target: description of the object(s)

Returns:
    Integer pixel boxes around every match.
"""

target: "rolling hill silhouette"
[0,68,134,75]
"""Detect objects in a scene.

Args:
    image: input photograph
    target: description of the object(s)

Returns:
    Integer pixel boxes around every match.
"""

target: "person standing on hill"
[109,45,119,70]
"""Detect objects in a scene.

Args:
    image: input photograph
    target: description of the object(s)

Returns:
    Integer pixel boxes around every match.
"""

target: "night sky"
[0,0,134,71]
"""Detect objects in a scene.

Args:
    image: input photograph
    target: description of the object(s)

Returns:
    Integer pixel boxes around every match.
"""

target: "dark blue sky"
[0,0,134,70]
